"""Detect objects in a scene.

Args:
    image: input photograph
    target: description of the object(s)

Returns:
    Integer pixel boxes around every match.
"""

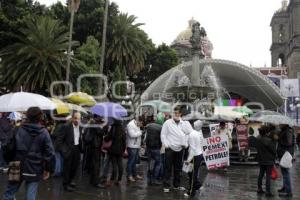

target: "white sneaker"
[183,193,190,198]
[174,186,186,191]
[163,188,170,193]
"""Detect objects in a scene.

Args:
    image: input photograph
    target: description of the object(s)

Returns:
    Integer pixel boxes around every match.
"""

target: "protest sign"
[209,124,219,136]
[202,135,230,170]
[236,124,249,150]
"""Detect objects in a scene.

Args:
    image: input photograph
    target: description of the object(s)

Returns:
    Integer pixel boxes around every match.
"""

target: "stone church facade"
[270,0,300,78]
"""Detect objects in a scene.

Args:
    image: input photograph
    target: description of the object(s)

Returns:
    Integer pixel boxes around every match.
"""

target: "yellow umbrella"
[51,98,70,115]
[65,92,96,107]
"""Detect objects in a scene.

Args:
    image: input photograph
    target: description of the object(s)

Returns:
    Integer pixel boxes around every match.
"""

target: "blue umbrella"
[90,102,128,119]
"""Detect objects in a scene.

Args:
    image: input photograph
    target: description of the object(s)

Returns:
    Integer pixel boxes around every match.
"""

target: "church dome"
[172,18,213,58]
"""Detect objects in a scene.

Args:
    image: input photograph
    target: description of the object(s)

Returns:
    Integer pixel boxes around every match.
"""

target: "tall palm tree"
[0,16,73,94]
[107,13,152,75]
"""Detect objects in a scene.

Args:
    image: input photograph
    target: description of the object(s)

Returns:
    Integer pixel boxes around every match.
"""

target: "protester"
[256,125,277,197]
[217,121,232,149]
[0,113,12,169]
[161,106,189,193]
[277,124,294,197]
[105,119,126,186]
[184,120,204,198]
[56,112,83,192]
[145,115,163,185]
[2,107,55,200]
[84,115,107,188]
[126,117,143,182]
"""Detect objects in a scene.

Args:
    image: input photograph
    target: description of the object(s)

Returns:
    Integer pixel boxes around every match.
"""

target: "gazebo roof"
[142,59,284,110]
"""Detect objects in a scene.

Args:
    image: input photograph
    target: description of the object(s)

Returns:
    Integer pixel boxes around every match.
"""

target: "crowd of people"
[0,106,299,200]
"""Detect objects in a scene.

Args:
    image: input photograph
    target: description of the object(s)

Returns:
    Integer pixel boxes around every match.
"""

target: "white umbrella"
[255,115,297,127]
[0,92,56,112]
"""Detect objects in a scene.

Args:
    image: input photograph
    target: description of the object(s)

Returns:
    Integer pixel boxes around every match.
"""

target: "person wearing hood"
[3,107,55,200]
[145,114,164,185]
[183,120,204,198]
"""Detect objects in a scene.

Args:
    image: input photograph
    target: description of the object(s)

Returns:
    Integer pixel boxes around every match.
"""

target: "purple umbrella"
[90,102,128,119]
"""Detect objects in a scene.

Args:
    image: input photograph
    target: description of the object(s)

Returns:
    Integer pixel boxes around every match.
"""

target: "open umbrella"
[254,115,297,127]
[51,98,70,115]
[66,92,96,106]
[0,92,56,112]
[249,110,282,121]
[233,106,253,115]
[91,102,127,119]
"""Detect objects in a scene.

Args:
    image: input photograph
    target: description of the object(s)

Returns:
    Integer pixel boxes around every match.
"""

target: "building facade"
[270,0,300,78]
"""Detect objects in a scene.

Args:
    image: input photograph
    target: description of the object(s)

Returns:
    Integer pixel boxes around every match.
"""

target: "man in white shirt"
[161,106,189,193]
[126,117,143,182]
[184,120,204,198]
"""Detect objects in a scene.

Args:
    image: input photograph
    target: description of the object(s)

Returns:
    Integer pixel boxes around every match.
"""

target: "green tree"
[0,0,48,48]
[107,13,153,75]
[73,36,101,95]
[132,43,179,93]
[0,16,73,94]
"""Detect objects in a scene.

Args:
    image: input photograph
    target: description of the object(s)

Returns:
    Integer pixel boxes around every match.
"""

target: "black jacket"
[55,122,83,158]
[277,127,295,158]
[105,123,126,156]
[84,126,104,149]
[15,123,55,182]
[0,117,12,143]
[256,135,277,165]
[145,123,162,150]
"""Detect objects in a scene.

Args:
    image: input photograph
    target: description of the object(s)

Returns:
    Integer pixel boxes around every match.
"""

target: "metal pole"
[98,0,109,96]
[66,10,75,82]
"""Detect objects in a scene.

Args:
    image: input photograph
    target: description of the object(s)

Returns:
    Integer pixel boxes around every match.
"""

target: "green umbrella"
[233,106,253,115]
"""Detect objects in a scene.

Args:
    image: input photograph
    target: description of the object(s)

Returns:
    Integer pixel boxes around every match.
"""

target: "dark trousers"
[63,145,80,186]
[281,167,292,193]
[109,154,123,181]
[89,148,101,185]
[147,149,162,183]
[163,148,184,188]
[257,165,272,193]
[188,155,203,195]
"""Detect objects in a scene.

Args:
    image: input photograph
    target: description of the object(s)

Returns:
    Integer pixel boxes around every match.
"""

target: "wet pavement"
[0,159,300,200]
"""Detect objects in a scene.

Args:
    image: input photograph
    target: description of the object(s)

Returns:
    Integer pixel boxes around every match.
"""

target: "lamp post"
[290,97,300,124]
[66,0,80,82]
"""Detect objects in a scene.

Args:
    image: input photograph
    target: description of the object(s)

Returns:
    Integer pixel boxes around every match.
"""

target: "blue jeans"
[3,181,39,200]
[281,167,292,193]
[127,148,139,177]
[147,149,162,183]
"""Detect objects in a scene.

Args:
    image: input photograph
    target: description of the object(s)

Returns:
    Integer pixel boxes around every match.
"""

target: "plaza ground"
[0,159,300,200]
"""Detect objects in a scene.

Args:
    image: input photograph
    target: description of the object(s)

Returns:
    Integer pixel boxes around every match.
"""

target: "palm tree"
[107,13,152,75]
[0,16,73,94]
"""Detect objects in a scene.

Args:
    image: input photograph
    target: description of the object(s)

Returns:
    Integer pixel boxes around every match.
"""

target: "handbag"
[7,131,37,183]
[279,151,293,168]
[182,163,193,173]
[101,140,112,153]
[8,161,21,182]
[271,166,279,180]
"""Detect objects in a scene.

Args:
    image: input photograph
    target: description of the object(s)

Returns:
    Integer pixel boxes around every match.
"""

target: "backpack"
[2,127,19,163]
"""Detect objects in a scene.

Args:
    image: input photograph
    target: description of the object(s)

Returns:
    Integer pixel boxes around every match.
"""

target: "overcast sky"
[37,0,285,68]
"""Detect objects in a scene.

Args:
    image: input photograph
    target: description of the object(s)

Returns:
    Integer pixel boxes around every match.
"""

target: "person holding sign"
[161,106,189,193]
[183,120,204,198]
